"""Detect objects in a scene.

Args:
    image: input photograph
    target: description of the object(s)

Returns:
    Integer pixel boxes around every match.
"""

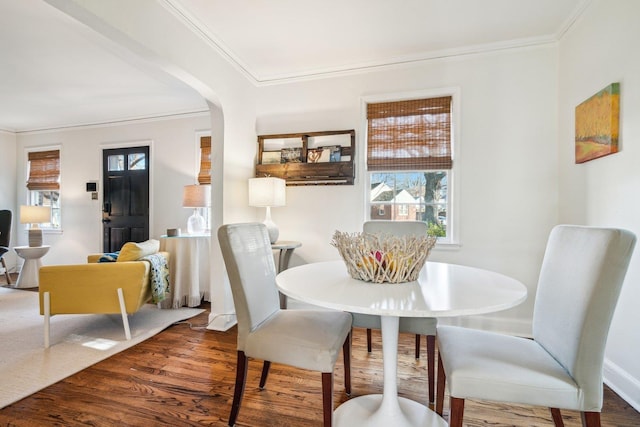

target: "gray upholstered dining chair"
[0,210,12,284]
[436,225,636,427]
[351,220,438,404]
[218,223,352,427]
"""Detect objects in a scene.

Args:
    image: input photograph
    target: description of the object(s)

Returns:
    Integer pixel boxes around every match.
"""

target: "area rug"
[0,287,204,409]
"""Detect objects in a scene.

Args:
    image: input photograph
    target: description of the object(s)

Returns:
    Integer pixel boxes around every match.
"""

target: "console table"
[159,234,210,308]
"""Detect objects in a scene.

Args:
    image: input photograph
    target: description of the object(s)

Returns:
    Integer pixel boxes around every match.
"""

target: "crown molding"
[14,109,210,135]
[254,37,559,86]
[555,0,593,40]
[161,0,258,85]
[164,0,592,86]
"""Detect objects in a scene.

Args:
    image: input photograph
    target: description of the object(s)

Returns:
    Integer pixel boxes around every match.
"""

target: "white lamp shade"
[182,184,211,208]
[19,205,51,224]
[248,177,286,207]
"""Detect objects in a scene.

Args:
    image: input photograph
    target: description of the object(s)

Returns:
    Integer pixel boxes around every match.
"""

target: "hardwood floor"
[0,299,639,426]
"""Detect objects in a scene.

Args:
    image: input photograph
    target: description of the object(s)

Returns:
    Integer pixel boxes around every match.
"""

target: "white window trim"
[360,88,461,247]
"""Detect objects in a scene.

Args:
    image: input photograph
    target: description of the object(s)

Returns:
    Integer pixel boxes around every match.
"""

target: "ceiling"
[0,0,588,133]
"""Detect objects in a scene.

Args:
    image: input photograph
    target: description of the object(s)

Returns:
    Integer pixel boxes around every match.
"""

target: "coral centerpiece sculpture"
[331,231,437,283]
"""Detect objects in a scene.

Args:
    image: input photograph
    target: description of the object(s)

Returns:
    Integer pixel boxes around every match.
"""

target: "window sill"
[434,241,461,251]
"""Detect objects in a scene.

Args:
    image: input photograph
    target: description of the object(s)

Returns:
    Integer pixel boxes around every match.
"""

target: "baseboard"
[206,312,237,331]
[604,358,640,412]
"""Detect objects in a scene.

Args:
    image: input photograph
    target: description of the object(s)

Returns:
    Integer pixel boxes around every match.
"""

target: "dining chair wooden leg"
[366,328,372,352]
[581,411,601,427]
[343,333,351,395]
[449,397,465,427]
[229,351,248,427]
[259,360,271,389]
[322,372,334,427]
[415,334,421,358]
[1,258,11,284]
[435,353,446,416]
[427,334,436,404]
[550,408,564,426]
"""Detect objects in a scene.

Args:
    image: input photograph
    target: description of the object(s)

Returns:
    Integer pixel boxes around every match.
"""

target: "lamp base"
[187,209,206,235]
[263,206,279,244]
[264,218,279,244]
[28,229,43,247]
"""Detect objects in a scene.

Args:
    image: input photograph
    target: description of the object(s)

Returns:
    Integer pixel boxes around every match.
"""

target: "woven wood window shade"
[27,150,60,190]
[367,96,452,171]
[198,136,211,185]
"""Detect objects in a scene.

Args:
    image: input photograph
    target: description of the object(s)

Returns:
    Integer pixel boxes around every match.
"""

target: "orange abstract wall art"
[575,82,620,164]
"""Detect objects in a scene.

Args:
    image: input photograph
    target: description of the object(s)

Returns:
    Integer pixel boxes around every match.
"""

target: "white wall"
[558,0,640,411]
[15,114,211,265]
[255,46,560,334]
[0,130,17,274]
[0,131,17,209]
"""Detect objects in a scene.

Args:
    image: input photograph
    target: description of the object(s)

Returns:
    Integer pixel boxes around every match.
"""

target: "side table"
[14,245,50,288]
[159,234,211,308]
[271,240,301,308]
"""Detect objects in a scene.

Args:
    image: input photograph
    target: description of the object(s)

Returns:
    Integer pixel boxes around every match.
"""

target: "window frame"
[195,131,212,231]
[25,146,62,232]
[362,88,460,246]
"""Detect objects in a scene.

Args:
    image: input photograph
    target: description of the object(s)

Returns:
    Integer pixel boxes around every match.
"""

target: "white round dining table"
[276,260,528,427]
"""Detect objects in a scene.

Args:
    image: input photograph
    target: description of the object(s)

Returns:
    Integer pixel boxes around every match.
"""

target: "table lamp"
[248,177,286,244]
[182,184,211,234]
[20,205,51,247]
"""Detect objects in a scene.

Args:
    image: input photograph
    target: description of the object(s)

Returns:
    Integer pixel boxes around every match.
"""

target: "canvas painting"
[575,82,620,163]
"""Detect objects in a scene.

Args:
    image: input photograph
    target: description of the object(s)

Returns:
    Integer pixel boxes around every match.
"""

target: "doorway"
[102,146,150,252]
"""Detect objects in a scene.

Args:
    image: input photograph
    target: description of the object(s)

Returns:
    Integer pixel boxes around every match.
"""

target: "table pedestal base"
[335,395,446,427]
[334,316,447,427]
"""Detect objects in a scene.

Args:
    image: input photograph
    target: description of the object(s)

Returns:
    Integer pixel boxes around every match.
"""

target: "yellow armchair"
[38,251,170,348]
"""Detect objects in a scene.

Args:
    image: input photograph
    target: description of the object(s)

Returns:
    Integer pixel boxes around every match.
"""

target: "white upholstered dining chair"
[218,223,352,427]
[436,225,636,427]
[351,220,438,404]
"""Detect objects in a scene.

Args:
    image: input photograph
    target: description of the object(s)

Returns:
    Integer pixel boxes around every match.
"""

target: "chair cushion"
[437,325,585,410]
[245,309,352,373]
[117,239,160,262]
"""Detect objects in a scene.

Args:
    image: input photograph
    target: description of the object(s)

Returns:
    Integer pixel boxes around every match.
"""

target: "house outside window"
[26,149,61,229]
[366,94,455,242]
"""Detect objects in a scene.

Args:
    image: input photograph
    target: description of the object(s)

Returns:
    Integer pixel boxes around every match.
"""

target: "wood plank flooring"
[0,295,639,426]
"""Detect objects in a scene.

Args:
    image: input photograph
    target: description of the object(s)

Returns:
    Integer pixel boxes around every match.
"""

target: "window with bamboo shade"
[198,136,211,185]
[27,150,60,190]
[26,149,61,229]
[367,96,452,171]
[366,95,454,242]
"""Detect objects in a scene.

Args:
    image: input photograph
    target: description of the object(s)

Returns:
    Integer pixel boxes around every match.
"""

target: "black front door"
[102,146,150,252]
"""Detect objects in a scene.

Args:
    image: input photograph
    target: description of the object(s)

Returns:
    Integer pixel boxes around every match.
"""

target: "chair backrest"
[363,220,427,237]
[0,210,11,248]
[533,225,636,409]
[218,223,281,351]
